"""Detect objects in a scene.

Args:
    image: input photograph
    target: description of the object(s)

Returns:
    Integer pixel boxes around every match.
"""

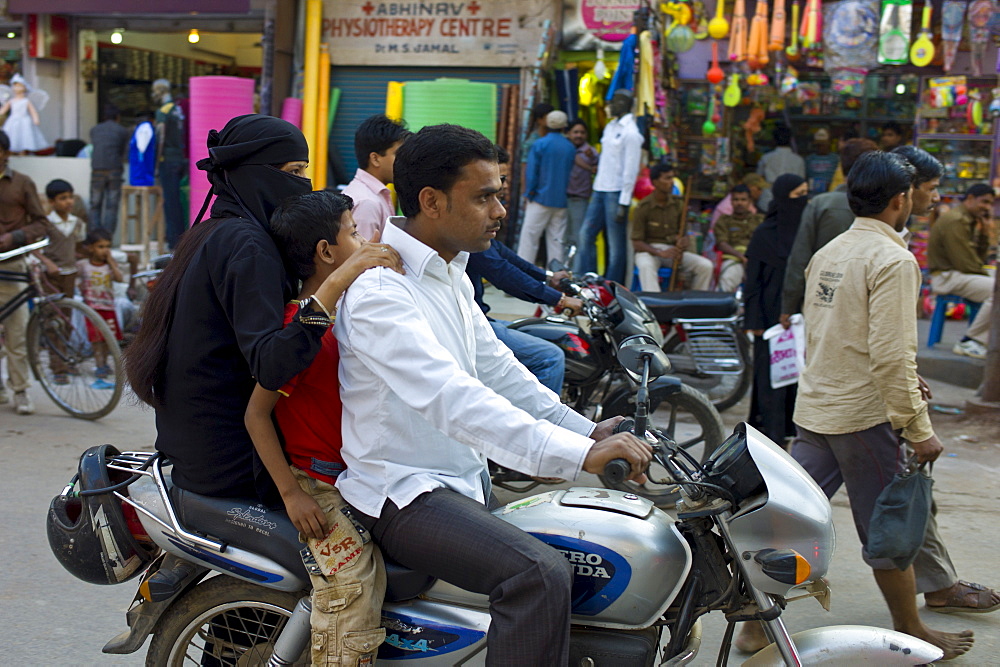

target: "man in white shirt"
[341,114,411,240]
[336,124,651,664]
[573,90,643,284]
[756,125,805,183]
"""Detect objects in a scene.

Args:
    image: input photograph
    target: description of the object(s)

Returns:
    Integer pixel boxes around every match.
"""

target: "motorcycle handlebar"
[603,458,633,485]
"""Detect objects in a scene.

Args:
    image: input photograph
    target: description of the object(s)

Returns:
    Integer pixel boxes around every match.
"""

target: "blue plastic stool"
[632,266,673,291]
[927,294,982,347]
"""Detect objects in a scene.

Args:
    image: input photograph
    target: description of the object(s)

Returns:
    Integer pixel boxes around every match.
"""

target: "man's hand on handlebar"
[590,415,626,441]
[548,270,572,288]
[557,295,584,316]
[583,432,653,484]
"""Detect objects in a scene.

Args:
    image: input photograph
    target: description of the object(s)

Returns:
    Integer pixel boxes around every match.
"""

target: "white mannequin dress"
[4,97,48,152]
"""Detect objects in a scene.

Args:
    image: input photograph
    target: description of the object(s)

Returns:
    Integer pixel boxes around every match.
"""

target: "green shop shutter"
[328,66,520,183]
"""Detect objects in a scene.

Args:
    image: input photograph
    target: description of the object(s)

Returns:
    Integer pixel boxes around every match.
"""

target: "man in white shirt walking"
[573,90,643,284]
[335,123,651,665]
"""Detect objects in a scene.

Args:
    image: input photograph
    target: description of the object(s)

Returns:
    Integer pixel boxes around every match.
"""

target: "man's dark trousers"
[354,487,573,665]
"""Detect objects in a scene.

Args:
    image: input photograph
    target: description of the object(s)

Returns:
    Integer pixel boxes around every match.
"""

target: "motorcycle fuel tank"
[423,488,691,629]
[507,317,606,386]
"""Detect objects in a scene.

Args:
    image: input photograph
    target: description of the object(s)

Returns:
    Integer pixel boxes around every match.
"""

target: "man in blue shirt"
[467,147,583,393]
[517,110,577,266]
[467,240,582,393]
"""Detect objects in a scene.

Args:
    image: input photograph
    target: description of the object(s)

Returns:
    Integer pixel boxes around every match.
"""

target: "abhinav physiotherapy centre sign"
[323,0,557,67]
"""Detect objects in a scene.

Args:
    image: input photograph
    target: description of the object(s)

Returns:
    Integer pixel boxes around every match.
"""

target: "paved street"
[1,286,997,664]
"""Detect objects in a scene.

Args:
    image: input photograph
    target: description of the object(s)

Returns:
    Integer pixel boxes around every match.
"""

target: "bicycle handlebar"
[0,238,50,263]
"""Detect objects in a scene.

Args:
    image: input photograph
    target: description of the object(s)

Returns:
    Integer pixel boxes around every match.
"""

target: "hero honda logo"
[556,547,612,579]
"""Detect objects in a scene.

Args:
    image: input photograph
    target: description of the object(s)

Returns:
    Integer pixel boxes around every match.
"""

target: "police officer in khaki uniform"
[714,184,765,292]
[631,163,712,292]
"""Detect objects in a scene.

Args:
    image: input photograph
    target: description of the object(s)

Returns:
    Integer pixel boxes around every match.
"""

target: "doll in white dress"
[0,74,49,153]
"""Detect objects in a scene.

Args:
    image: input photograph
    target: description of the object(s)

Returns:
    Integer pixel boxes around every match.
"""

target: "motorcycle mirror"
[617,335,671,382]
[548,258,569,273]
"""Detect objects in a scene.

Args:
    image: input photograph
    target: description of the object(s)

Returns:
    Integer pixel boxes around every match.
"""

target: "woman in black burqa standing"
[125,114,401,503]
[744,173,808,446]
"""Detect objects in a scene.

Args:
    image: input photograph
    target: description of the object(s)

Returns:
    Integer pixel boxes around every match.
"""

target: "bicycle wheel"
[599,383,726,507]
[26,298,123,419]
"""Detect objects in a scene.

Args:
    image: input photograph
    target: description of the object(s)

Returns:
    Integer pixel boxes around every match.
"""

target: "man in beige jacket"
[780,152,1000,660]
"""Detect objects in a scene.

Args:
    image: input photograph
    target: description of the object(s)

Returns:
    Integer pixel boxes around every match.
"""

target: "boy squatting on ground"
[244,190,404,665]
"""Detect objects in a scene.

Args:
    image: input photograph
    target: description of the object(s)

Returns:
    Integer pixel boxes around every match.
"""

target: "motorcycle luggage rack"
[675,316,744,375]
[105,451,228,553]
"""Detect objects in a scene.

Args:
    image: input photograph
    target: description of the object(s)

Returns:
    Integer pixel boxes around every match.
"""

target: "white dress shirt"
[336,219,596,517]
[592,113,644,207]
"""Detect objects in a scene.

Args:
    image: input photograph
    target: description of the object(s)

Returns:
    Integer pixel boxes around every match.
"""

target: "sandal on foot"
[927,580,1000,614]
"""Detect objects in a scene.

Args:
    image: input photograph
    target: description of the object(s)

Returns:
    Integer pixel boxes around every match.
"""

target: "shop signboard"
[563,0,636,50]
[322,0,557,67]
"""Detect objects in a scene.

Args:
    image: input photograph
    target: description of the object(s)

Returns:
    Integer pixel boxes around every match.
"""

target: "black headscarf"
[746,173,808,269]
[194,114,311,228]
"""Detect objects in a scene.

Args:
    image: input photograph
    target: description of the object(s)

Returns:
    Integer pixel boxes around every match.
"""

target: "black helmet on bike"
[46,444,160,585]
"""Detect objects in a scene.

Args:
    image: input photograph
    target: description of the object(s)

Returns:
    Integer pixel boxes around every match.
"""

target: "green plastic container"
[402,78,497,141]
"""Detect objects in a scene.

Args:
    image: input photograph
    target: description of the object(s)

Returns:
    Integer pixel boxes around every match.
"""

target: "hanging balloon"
[709,0,730,38]
[707,42,725,83]
[666,25,697,51]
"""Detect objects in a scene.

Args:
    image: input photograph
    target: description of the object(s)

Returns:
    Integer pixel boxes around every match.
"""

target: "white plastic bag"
[763,314,806,389]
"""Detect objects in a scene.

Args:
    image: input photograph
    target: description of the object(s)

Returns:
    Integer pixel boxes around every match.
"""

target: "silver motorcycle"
[48,337,942,665]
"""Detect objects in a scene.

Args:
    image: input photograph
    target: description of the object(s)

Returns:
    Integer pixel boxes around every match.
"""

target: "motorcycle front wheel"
[146,575,306,666]
[599,383,725,507]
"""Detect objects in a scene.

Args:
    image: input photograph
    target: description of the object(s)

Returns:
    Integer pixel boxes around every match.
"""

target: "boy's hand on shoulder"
[283,487,329,541]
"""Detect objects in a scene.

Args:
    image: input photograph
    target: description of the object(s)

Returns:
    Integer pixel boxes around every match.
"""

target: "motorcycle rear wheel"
[599,383,725,508]
[146,575,306,666]
[661,333,751,413]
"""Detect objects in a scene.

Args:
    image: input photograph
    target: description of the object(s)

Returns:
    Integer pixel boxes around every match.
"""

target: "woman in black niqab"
[125,114,325,503]
[743,173,808,447]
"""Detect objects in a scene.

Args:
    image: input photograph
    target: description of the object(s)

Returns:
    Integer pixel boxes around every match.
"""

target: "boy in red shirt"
[245,190,403,666]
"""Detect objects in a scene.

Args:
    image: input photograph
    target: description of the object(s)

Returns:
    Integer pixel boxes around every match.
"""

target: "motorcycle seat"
[169,486,436,602]
[636,290,739,320]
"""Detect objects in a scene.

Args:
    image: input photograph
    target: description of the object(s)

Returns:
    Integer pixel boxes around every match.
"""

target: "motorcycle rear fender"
[102,554,209,655]
[741,625,943,665]
[601,376,684,419]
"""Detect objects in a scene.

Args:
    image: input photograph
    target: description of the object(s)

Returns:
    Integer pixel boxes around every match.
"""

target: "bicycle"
[0,239,123,419]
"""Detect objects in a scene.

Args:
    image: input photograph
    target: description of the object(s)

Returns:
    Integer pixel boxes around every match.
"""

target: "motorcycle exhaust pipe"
[268,596,312,666]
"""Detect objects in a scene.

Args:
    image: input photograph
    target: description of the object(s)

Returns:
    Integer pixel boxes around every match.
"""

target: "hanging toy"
[729,0,749,60]
[967,0,993,75]
[878,0,912,66]
[769,0,787,50]
[693,0,711,38]
[709,0,730,38]
[781,65,800,94]
[747,0,770,69]
[801,0,821,51]
[941,0,964,72]
[707,42,725,83]
[786,1,802,60]
[989,87,1000,119]
[743,106,765,151]
[664,2,697,52]
[723,72,743,106]
[909,5,935,67]
[703,87,718,135]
